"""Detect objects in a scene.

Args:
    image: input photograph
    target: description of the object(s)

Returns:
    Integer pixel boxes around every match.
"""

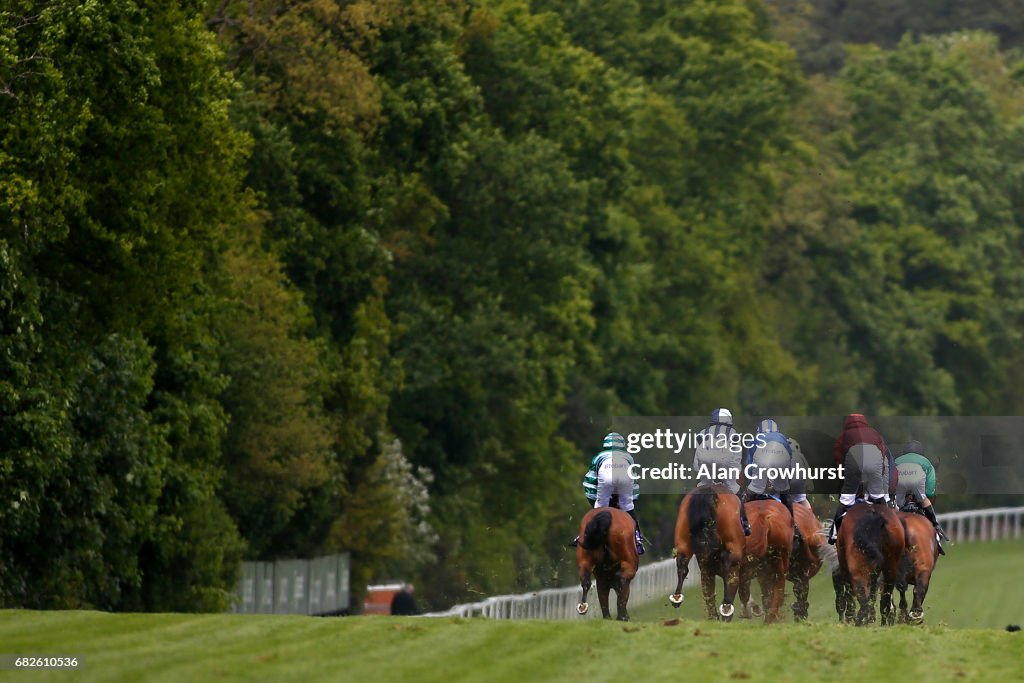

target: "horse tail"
[852,507,888,566]
[816,540,840,574]
[582,510,613,550]
[687,489,718,549]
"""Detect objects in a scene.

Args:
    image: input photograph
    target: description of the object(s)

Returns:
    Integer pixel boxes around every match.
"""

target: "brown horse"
[576,507,639,621]
[669,485,745,621]
[787,502,834,621]
[834,502,906,625]
[897,511,940,623]
[737,498,793,623]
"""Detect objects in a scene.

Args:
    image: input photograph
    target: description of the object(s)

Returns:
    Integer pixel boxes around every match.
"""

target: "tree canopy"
[2,0,1023,610]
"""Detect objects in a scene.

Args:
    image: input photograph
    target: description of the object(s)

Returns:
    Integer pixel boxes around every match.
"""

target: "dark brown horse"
[737,498,793,623]
[897,511,940,623]
[787,502,834,621]
[576,507,639,621]
[669,485,745,621]
[834,502,906,625]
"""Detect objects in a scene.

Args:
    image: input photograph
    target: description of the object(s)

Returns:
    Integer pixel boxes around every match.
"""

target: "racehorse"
[576,507,639,621]
[669,485,745,621]
[833,502,906,625]
[897,509,940,623]
[787,502,835,621]
[737,498,793,623]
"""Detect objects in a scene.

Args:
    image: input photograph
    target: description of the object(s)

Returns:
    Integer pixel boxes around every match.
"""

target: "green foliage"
[4,0,1024,613]
[794,0,1024,73]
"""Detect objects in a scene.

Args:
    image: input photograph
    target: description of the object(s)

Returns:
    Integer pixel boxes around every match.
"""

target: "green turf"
[0,540,1020,683]
[630,538,1024,628]
[0,612,1019,683]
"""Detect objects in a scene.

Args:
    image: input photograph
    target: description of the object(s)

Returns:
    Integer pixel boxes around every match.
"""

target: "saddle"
[899,500,924,515]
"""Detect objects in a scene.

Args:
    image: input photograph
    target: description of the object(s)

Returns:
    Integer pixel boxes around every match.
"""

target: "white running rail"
[421,506,1024,620]
[422,555,696,619]
[936,506,1024,544]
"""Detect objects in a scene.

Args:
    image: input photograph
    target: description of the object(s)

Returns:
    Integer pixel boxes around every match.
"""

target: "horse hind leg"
[879,578,896,626]
[859,573,880,626]
[577,567,592,615]
[700,564,718,620]
[616,572,632,622]
[669,553,689,607]
[898,586,909,624]
[764,567,787,624]
[832,571,853,623]
[597,573,612,619]
[852,575,873,626]
[738,564,754,619]
[791,572,810,622]
[910,571,931,623]
[719,550,741,621]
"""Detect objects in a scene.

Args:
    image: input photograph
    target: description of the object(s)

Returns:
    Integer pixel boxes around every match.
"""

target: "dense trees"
[2,0,1023,610]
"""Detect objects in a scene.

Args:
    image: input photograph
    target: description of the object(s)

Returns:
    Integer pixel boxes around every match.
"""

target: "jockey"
[828,413,890,545]
[786,436,813,508]
[742,418,803,546]
[576,432,645,555]
[693,408,751,535]
[895,440,945,554]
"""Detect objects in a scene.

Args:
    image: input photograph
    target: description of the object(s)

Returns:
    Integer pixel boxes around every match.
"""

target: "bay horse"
[897,510,940,623]
[833,502,905,625]
[576,507,639,621]
[669,485,745,621]
[737,498,793,623]
[787,502,835,621]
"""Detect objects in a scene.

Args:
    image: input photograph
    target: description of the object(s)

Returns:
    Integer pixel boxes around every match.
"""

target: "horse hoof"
[719,604,735,618]
[669,594,684,606]
[910,609,924,622]
[577,603,589,615]
[751,603,763,618]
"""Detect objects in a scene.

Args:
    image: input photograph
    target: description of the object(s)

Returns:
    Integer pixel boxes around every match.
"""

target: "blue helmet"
[757,418,780,434]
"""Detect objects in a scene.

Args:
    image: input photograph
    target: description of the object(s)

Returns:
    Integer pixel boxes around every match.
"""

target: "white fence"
[937,506,1024,544]
[422,506,1024,620]
[423,555,695,619]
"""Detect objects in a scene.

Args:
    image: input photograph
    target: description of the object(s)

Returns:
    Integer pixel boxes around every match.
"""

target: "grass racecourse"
[0,540,1020,683]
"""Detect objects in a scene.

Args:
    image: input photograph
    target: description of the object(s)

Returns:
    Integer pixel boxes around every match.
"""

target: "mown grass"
[630,538,1024,628]
[0,540,1019,683]
[0,612,1019,683]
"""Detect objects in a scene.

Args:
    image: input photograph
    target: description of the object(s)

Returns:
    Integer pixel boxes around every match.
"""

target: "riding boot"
[737,494,752,536]
[827,503,850,545]
[922,506,946,555]
[626,509,645,555]
[780,492,804,548]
